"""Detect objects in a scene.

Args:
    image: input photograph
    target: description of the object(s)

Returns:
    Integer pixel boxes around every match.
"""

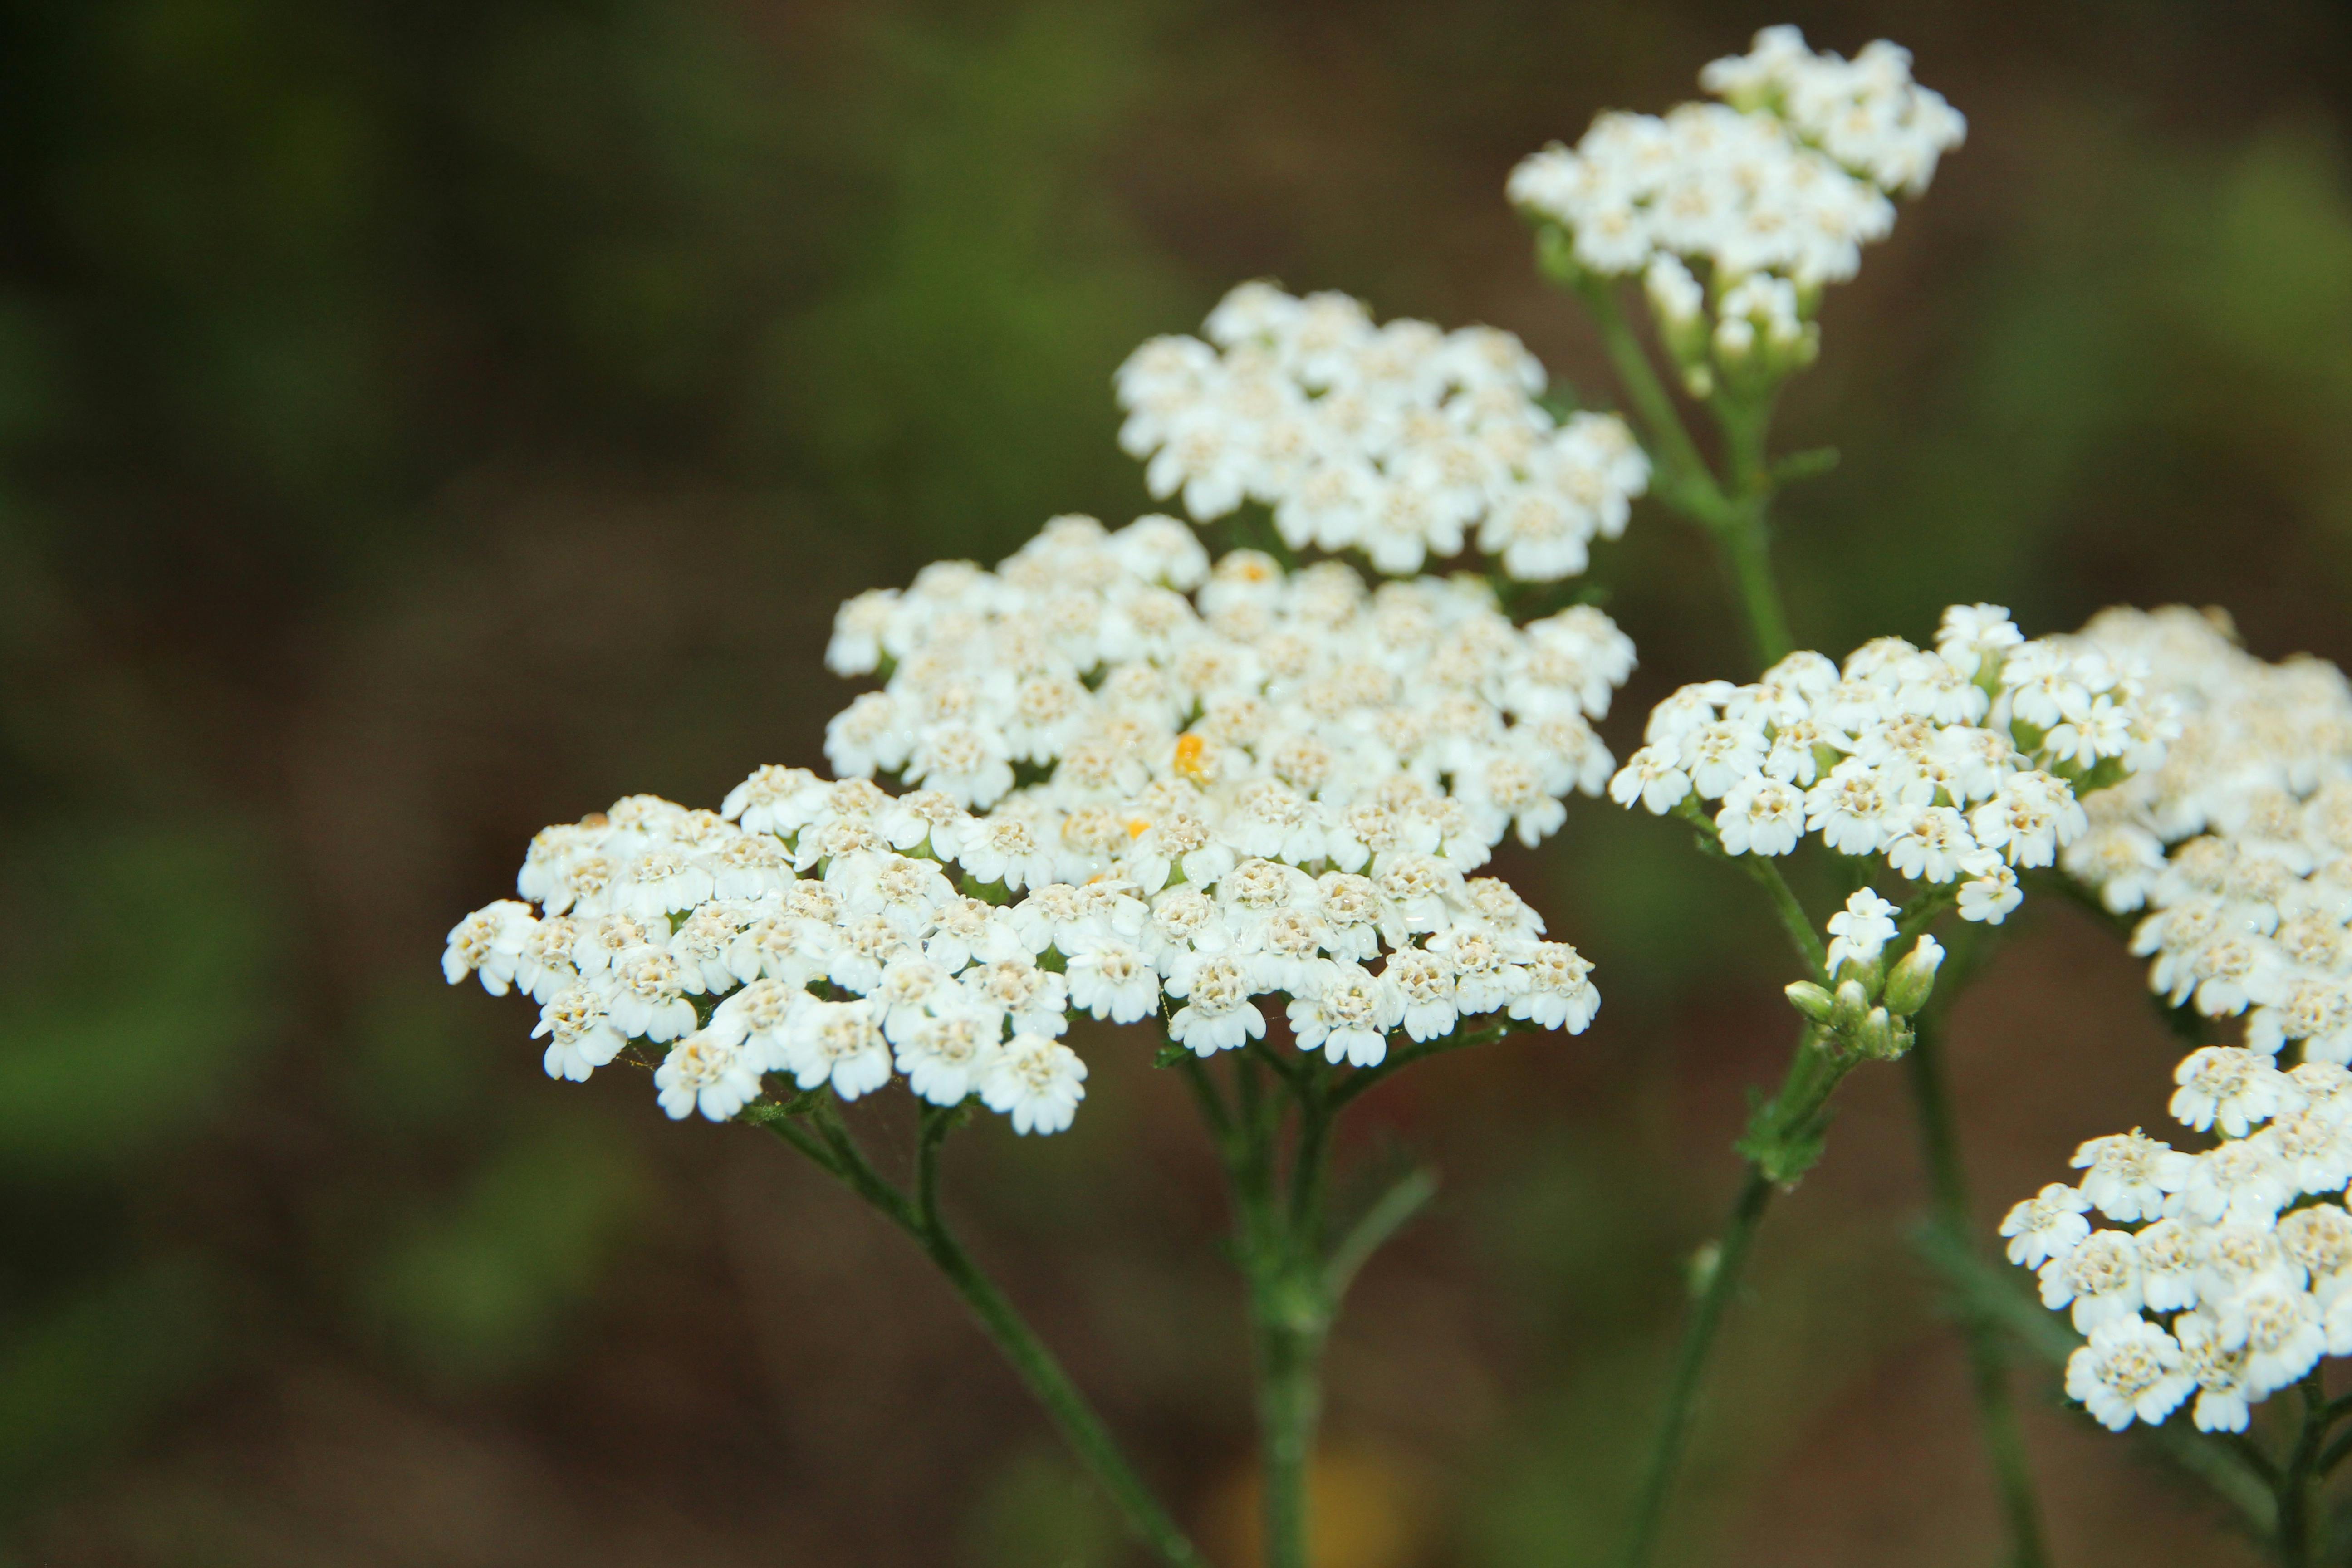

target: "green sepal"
[740,1089,825,1126]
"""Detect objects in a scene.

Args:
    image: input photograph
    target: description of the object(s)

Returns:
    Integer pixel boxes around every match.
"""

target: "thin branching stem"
[1564,274,1793,667]
[1670,798,1825,979]
[2313,1419,2352,1481]
[1326,1020,1527,1112]
[1620,1163,1775,1568]
[2278,1374,2329,1568]
[1324,1167,1440,1306]
[751,1102,1206,1568]
[1572,275,1717,510]
[1177,1053,1235,1154]
[1571,234,2056,1565]
[1287,1057,1335,1239]
[1620,1024,1854,1568]
[1904,1014,2050,1568]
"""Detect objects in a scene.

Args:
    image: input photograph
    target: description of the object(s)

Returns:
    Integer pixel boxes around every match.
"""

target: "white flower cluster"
[1610,605,2178,926]
[445,516,1619,1136]
[2002,1052,2352,1434]
[2002,611,2352,1435]
[1508,26,1964,383]
[1114,284,1649,581]
[2061,609,2352,1059]
[825,514,1635,845]
[1699,24,1967,196]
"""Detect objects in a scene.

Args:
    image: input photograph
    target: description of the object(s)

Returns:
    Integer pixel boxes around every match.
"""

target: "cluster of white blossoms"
[825,514,1634,846]
[1610,605,2179,927]
[2002,1052,2352,1434]
[1698,24,1968,197]
[1508,26,1964,387]
[2001,611,2352,1435]
[2059,609,2352,1056]
[438,792,1112,1131]
[445,515,1618,1136]
[1114,284,1650,581]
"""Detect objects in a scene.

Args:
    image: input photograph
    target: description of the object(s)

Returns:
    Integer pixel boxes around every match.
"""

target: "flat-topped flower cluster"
[2001,612,2352,1436]
[2003,1053,2352,1434]
[1610,604,2179,925]
[1508,26,1965,387]
[826,514,1635,843]
[446,517,1618,1135]
[2062,608,2352,1060]
[1113,284,1649,581]
[1699,24,1967,198]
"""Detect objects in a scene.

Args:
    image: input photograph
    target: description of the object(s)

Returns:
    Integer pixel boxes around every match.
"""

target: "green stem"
[758,1104,1206,1568]
[1254,1303,1324,1568]
[1323,1167,1439,1305]
[1672,797,1825,980]
[1710,388,1776,498]
[1567,274,1795,672]
[1904,1016,2051,1568]
[1177,1054,1235,1154]
[1288,1057,1334,1238]
[2231,1433,2288,1491]
[1620,1164,1776,1568]
[1742,859,1825,978]
[2313,1419,2352,1480]
[1206,1016,1524,1568]
[1715,509,1794,668]
[1218,1049,1328,1568]
[1325,1019,1525,1112]
[1709,386,1793,668]
[1575,276,1717,508]
[2278,1375,2327,1568]
[1622,1027,1855,1568]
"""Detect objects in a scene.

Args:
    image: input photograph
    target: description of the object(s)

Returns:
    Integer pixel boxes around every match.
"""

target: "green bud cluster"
[1784,935,1943,1062]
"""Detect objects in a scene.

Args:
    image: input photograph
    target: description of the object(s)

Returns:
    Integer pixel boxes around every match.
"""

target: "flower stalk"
[1904,1014,2050,1568]
[748,1099,1208,1568]
[1571,250,2059,1567]
[1553,260,1796,670]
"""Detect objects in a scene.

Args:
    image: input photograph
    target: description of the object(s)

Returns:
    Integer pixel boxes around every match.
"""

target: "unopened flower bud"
[1884,936,1946,1017]
[1833,954,1884,995]
[1857,1006,1901,1060]
[1831,978,1871,1034]
[1785,980,1835,1023]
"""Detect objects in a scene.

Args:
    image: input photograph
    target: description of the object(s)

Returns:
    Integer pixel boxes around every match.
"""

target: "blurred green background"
[1,1,2349,1563]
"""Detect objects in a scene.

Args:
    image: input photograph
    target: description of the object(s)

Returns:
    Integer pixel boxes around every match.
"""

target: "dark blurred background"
[2,1,2349,1563]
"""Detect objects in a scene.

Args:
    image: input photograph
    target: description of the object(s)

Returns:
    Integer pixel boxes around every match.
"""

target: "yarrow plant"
[1613,607,2174,933]
[1994,611,2352,1559]
[1599,606,2177,1568]
[1508,26,1964,669]
[441,23,2337,1568]
[1115,285,1650,582]
[1509,24,1965,387]
[449,511,1625,1568]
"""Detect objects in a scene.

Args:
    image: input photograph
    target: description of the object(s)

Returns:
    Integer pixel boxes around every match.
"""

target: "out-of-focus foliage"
[0,1,2347,1563]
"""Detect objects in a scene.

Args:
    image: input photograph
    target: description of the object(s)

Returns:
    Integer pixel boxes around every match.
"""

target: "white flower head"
[455,514,1608,1136]
[1824,889,1901,976]
[1117,286,1647,586]
[2066,1318,2192,1432]
[980,1034,1089,1135]
[2000,1183,2091,1269]
[655,1032,765,1123]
